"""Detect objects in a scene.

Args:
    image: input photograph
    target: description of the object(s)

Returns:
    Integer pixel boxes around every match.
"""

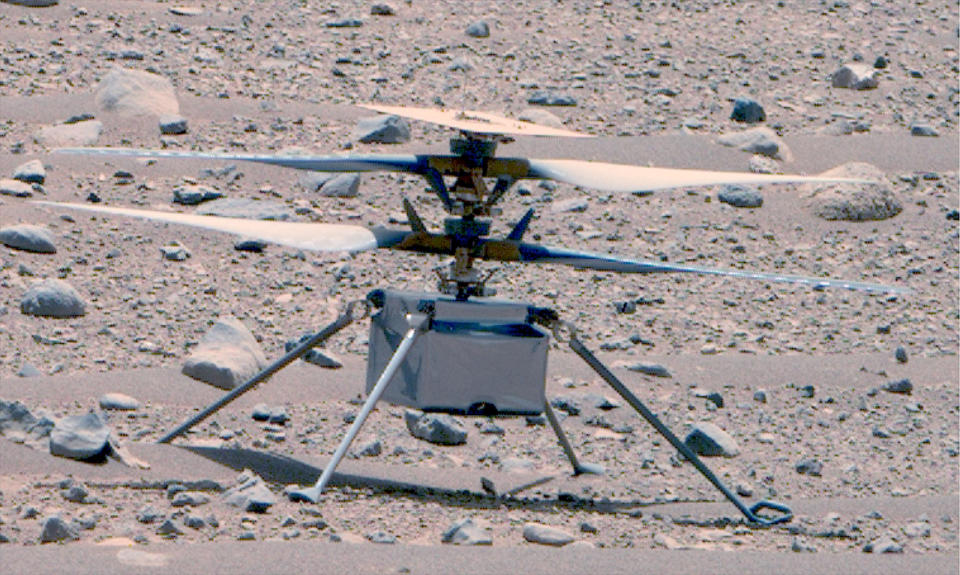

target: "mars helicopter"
[43,104,905,526]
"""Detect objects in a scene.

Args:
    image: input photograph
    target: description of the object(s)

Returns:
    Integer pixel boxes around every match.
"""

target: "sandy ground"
[1,0,958,572]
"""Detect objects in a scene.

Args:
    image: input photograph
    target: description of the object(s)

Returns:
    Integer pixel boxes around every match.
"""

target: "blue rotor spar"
[48,104,907,296]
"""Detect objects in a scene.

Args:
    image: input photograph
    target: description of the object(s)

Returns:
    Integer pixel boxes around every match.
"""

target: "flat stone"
[522,523,575,546]
[442,518,492,545]
[863,536,903,553]
[3,0,60,5]
[883,379,913,394]
[50,412,111,461]
[0,178,34,198]
[366,531,397,544]
[518,108,564,128]
[550,396,581,416]
[173,184,222,205]
[528,91,577,107]
[909,124,938,137]
[196,198,291,221]
[551,198,589,213]
[625,362,672,377]
[356,115,410,144]
[0,224,56,253]
[404,410,467,445]
[98,392,140,411]
[13,159,45,184]
[684,422,739,457]
[96,68,179,116]
[181,316,267,390]
[234,238,267,253]
[34,120,102,147]
[370,4,395,16]
[159,115,188,135]
[717,127,790,160]
[20,279,86,317]
[319,173,361,198]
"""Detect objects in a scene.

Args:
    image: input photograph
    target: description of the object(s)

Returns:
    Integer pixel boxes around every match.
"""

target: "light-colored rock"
[13,159,45,184]
[404,410,467,445]
[319,173,361,198]
[95,68,179,116]
[465,20,490,38]
[20,279,86,318]
[0,399,54,447]
[223,470,276,513]
[522,523,575,546]
[0,178,34,198]
[717,185,763,208]
[0,224,57,253]
[356,115,410,144]
[684,422,739,457]
[181,316,267,390]
[805,163,901,221]
[717,127,791,160]
[99,393,140,411]
[50,412,111,460]
[40,515,79,543]
[159,115,188,135]
[832,64,878,90]
[518,108,564,128]
[33,120,102,147]
[442,518,492,545]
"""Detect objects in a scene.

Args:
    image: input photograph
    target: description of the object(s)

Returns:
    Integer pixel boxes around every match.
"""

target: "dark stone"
[0,224,56,253]
[795,458,823,476]
[356,115,410,144]
[718,185,763,208]
[883,379,913,394]
[404,410,467,445]
[550,396,581,416]
[527,91,577,107]
[730,98,766,124]
[465,20,490,38]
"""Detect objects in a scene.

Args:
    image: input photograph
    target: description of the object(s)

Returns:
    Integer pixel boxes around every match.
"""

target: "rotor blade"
[56,147,424,174]
[526,159,868,193]
[359,104,591,138]
[34,201,386,252]
[514,243,907,294]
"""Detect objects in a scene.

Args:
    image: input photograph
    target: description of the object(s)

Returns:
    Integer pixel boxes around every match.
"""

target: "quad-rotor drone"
[41,104,906,526]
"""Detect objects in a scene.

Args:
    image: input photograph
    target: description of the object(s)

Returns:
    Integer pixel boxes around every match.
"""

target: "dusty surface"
[0,0,957,572]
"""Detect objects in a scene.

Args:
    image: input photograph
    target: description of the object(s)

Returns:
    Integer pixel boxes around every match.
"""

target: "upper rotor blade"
[526,159,868,193]
[56,147,423,174]
[359,104,591,139]
[34,201,384,252]
[514,243,907,294]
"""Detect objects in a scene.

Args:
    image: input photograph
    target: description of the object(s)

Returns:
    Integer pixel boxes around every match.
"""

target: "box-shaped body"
[366,290,549,415]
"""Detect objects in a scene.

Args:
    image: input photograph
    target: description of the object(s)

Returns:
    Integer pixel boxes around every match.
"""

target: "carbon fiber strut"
[157,301,368,444]
[546,319,792,527]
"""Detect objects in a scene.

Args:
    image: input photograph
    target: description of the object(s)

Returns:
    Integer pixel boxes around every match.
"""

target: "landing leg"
[289,314,427,503]
[543,401,603,476]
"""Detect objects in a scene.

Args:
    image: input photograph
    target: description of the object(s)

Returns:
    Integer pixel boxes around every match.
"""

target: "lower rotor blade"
[515,243,907,294]
[35,202,384,252]
[56,148,423,174]
[526,159,868,193]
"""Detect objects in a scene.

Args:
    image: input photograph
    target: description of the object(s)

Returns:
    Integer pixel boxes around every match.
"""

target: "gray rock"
[326,18,363,28]
[356,439,382,457]
[806,163,901,221]
[894,347,908,364]
[551,198,589,213]
[39,515,79,543]
[98,393,140,411]
[181,316,267,390]
[465,20,490,38]
[173,184,222,205]
[693,388,724,408]
[20,279,86,317]
[730,98,765,124]
[159,115,188,135]
[171,491,210,507]
[748,154,780,174]
[550,396,581,416]
[717,127,791,160]
[625,362,672,377]
[50,412,111,461]
[251,404,272,421]
[832,64,878,90]
[795,458,823,476]
[234,238,267,253]
[0,224,57,253]
[33,120,102,147]
[909,124,938,137]
[0,400,54,447]
[13,159,45,184]
[718,185,763,208]
[753,389,768,403]
[404,410,467,445]
[17,363,42,378]
[883,379,913,394]
[798,384,816,398]
[319,173,361,198]
[684,422,739,457]
[285,334,344,368]
[160,243,190,261]
[528,91,577,107]
[156,519,184,537]
[60,479,89,503]
[522,523,575,546]
[136,505,163,524]
[518,108,564,128]
[223,470,276,513]
[442,518,492,545]
[500,457,536,473]
[95,68,179,116]
[863,536,903,553]
[370,4,395,15]
[367,531,397,544]
[0,178,34,198]
[903,521,931,538]
[196,198,291,221]
[356,115,410,144]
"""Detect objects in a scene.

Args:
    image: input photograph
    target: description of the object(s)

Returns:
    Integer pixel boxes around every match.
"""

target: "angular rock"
[522,523,575,546]
[404,410,467,445]
[551,198,588,213]
[518,108,564,128]
[171,491,210,507]
[806,163,901,221]
[173,184,222,205]
[319,173,361,198]
[160,243,190,261]
[625,362,672,377]
[33,120,103,147]
[442,518,492,545]
[156,519,184,537]
[909,124,938,137]
[50,412,111,461]
[894,347,908,364]
[367,531,397,544]
[98,393,140,411]
[718,185,763,208]
[0,224,56,253]
[883,379,913,394]
[223,470,276,513]
[356,439,382,457]
[181,316,267,390]
[528,91,577,107]
[693,388,724,408]
[684,422,739,457]
[717,127,791,160]
[832,64,878,90]
[234,238,267,253]
[40,515,79,543]
[95,68,179,116]
[370,4,395,15]
[285,334,343,368]
[863,536,903,553]
[465,20,490,38]
[159,115,188,135]
[356,115,410,144]
[20,279,86,318]
[730,98,766,124]
[550,396,581,416]
[795,458,823,476]
[13,159,45,184]
[0,178,34,198]
[0,399,54,447]
[196,198,291,221]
